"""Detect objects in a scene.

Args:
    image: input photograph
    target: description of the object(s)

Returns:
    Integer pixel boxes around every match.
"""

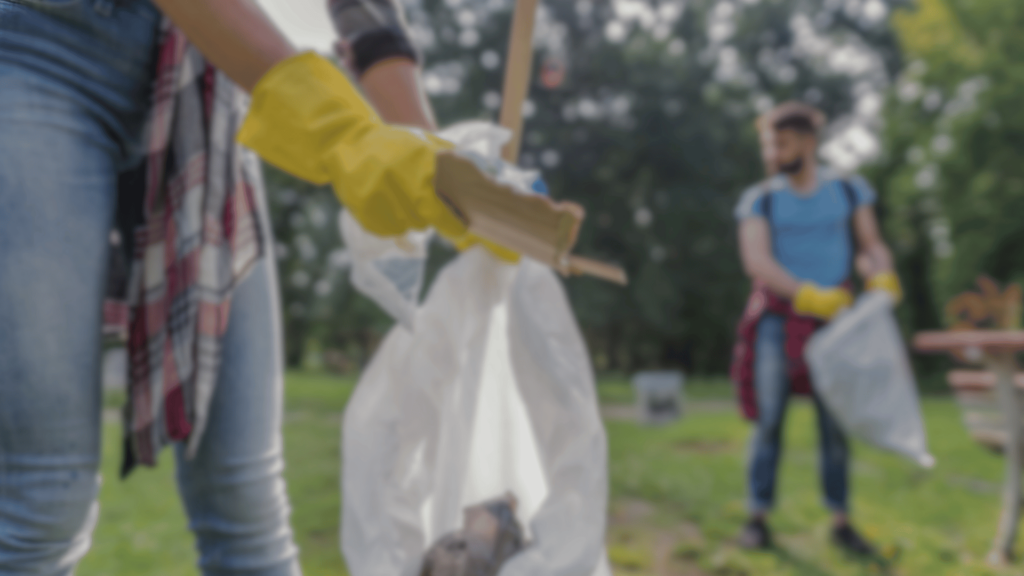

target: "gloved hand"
[237,52,467,241]
[453,234,520,264]
[444,158,555,264]
[867,271,903,304]
[793,283,853,320]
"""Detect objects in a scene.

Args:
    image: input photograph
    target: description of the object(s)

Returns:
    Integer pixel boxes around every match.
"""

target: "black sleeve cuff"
[351,27,420,76]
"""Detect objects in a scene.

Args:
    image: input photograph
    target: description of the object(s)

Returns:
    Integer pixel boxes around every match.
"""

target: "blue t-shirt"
[734,168,876,287]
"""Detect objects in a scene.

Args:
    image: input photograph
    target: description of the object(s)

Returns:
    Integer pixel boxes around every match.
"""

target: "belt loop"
[93,0,116,17]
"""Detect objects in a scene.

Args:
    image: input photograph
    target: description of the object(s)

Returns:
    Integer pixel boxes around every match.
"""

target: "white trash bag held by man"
[806,291,935,468]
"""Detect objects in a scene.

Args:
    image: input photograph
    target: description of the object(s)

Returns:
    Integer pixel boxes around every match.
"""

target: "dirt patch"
[946,474,999,495]
[608,498,710,576]
[685,400,735,414]
[602,404,638,422]
[103,408,120,425]
[654,530,711,576]
[611,498,656,525]
[673,439,735,455]
[601,400,735,423]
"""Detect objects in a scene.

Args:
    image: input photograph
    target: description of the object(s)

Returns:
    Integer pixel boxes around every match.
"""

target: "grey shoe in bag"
[420,494,524,576]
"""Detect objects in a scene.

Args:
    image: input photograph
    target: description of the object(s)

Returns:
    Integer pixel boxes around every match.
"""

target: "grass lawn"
[78,371,1018,575]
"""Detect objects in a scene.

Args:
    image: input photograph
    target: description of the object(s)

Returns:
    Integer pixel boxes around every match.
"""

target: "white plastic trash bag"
[433,121,550,197]
[805,291,935,468]
[341,120,611,576]
[338,210,432,330]
[342,250,611,576]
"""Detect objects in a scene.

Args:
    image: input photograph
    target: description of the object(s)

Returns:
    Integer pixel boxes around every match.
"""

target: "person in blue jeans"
[732,102,904,554]
[0,0,460,574]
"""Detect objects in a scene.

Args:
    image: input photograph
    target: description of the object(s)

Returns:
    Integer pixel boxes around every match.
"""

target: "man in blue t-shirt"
[732,102,903,555]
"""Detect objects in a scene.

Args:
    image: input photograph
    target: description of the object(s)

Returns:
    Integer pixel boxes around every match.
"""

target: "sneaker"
[832,524,876,557]
[738,518,772,550]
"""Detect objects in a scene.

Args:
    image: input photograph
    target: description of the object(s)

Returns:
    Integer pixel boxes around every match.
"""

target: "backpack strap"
[761,189,776,258]
[762,190,774,222]
[840,179,859,278]
[839,179,858,213]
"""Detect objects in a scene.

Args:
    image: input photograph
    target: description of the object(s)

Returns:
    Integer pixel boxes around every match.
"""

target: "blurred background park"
[253,0,1018,383]
[91,0,1024,574]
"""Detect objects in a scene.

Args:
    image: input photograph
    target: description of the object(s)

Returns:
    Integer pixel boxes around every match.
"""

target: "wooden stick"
[987,351,1023,566]
[498,0,540,164]
[494,0,629,286]
[568,256,628,286]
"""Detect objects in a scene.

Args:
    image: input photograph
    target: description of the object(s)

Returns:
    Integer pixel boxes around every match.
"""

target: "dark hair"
[773,114,817,135]
[761,101,825,136]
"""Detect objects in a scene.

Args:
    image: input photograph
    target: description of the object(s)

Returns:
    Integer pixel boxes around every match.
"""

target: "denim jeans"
[747,313,849,514]
[0,1,300,574]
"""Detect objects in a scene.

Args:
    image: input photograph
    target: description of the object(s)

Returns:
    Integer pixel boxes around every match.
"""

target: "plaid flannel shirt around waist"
[104,22,264,475]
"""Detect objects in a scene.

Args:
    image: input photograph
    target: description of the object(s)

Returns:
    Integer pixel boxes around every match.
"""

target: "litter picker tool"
[433,0,627,285]
[498,0,539,165]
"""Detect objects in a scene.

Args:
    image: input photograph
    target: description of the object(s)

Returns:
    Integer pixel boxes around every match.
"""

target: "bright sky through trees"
[256,0,336,53]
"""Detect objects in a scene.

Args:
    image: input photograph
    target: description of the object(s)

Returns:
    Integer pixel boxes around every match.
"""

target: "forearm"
[738,218,800,298]
[329,0,435,131]
[359,59,437,130]
[859,242,894,278]
[151,0,296,92]
[745,258,802,299]
[852,206,895,279]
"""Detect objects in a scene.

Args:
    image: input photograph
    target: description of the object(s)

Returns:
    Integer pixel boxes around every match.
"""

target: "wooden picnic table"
[914,330,1024,565]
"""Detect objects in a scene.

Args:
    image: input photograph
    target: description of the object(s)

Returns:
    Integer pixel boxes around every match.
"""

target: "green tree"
[412,0,904,373]
[262,165,392,368]
[873,0,1024,331]
[262,0,907,374]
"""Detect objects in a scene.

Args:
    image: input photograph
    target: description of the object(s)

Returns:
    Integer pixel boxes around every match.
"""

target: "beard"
[779,157,804,175]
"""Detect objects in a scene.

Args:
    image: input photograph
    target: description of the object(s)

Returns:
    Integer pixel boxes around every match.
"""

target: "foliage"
[872,0,1024,332]
[262,165,393,368]
[262,0,915,373]
[349,0,905,373]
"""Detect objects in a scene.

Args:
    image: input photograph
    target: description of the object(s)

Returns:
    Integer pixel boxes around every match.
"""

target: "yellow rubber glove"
[867,271,903,304]
[237,52,466,241]
[793,283,853,320]
[453,234,521,264]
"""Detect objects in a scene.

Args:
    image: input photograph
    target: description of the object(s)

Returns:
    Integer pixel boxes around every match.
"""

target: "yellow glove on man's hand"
[793,283,853,320]
[237,52,467,241]
[866,271,903,304]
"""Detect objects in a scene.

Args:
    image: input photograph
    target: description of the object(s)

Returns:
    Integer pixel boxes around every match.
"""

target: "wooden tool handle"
[498,0,540,164]
[495,0,629,287]
[568,256,629,286]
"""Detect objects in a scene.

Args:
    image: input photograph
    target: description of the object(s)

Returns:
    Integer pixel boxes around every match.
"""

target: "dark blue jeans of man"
[747,313,850,515]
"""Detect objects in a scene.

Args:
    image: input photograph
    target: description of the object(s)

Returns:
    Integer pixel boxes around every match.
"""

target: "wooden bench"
[914,330,1024,565]
[914,279,1024,564]
[947,370,1024,451]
